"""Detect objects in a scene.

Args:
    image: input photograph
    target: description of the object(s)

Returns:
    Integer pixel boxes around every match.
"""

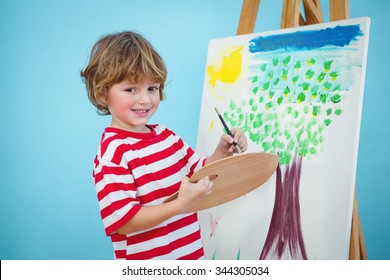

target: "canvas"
[196,17,370,260]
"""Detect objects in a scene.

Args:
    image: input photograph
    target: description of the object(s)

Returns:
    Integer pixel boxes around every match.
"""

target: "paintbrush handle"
[217,114,233,137]
[215,108,242,154]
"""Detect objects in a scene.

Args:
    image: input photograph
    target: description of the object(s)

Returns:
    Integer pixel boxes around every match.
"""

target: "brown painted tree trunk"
[259,156,307,260]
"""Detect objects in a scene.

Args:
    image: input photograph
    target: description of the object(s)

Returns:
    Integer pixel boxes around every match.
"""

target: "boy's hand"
[176,176,213,212]
[218,128,248,155]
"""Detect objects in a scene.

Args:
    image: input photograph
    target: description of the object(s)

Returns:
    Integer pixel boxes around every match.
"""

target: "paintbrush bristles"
[214,107,221,116]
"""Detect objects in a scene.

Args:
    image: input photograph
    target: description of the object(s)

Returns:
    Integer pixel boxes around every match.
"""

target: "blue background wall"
[1,0,389,259]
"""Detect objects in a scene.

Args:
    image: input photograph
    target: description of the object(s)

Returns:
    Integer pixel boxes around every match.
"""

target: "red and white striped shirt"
[93,125,207,259]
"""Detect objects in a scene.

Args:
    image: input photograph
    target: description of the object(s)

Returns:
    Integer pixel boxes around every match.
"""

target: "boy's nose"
[138,91,151,104]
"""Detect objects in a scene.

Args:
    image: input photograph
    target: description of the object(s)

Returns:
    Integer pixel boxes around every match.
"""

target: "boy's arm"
[116,177,212,235]
[117,199,184,235]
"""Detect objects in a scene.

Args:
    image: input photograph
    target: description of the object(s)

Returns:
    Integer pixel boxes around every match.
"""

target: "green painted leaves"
[223,53,347,165]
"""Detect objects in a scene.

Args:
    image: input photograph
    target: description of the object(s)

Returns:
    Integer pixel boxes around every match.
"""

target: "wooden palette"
[164,152,279,211]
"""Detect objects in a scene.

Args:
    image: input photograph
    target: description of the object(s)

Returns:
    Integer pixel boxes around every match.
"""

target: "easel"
[236,0,367,260]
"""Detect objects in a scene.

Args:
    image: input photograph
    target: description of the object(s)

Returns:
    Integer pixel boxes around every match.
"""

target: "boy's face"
[107,79,161,132]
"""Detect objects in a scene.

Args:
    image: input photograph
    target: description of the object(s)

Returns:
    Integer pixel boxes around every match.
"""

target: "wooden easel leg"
[349,186,368,259]
[281,0,300,28]
[349,188,360,259]
[330,0,350,21]
[236,0,260,35]
[359,225,368,259]
[303,0,324,24]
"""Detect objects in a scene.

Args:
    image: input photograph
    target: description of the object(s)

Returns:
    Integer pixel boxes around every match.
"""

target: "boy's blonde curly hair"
[80,31,167,115]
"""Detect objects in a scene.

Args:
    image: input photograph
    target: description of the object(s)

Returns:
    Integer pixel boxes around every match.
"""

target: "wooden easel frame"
[236,0,367,260]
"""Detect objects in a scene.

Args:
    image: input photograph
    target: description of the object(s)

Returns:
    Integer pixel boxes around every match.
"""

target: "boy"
[80,31,247,259]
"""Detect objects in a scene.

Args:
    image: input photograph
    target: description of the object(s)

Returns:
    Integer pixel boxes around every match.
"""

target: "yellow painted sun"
[207,46,244,88]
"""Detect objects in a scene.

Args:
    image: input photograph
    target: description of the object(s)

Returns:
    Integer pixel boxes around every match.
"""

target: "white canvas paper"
[196,17,370,260]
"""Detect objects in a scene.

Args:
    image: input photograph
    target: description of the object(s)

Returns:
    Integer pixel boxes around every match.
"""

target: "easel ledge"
[236,0,367,260]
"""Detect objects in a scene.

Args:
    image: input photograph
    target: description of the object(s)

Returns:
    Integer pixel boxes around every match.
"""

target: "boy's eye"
[125,88,136,93]
[148,86,160,92]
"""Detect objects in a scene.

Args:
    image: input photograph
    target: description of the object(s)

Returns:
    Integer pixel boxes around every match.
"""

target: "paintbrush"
[214,107,243,154]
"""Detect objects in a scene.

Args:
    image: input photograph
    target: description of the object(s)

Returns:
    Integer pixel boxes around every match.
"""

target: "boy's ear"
[101,86,111,104]
[95,90,110,111]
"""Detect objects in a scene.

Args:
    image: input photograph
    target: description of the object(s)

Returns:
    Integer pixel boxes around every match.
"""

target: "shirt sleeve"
[94,158,142,236]
[171,131,207,177]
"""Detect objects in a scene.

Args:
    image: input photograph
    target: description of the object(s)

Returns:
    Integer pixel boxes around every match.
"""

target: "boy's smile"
[108,80,160,132]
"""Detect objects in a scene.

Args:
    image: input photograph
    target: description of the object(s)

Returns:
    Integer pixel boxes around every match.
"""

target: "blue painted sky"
[249,25,363,53]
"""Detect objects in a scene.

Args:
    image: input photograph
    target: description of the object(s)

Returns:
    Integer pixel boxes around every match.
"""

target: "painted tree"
[221,25,363,259]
